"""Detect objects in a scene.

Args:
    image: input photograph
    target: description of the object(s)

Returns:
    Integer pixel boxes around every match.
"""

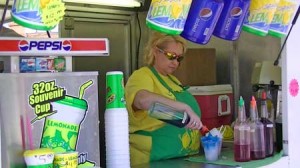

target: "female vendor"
[125,31,203,166]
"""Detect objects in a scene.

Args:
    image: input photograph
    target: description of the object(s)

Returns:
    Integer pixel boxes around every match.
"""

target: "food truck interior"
[1,0,300,167]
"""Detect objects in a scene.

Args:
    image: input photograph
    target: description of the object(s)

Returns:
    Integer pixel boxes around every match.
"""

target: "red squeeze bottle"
[260,91,274,157]
[234,96,251,162]
[249,96,266,160]
[200,125,209,136]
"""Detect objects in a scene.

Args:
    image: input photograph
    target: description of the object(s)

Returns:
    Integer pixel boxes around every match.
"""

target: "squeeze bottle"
[260,91,274,157]
[148,102,209,134]
[234,96,251,162]
[249,96,266,160]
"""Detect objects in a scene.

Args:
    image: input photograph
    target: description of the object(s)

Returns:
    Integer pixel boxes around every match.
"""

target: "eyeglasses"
[156,47,184,62]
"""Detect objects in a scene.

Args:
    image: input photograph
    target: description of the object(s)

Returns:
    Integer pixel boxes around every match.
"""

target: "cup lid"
[24,148,54,157]
[55,96,87,109]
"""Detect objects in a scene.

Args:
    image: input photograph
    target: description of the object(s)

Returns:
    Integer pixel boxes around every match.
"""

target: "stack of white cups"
[104,71,130,168]
[105,108,130,168]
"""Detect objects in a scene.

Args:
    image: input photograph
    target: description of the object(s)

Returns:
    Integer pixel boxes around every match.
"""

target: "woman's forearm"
[133,89,189,112]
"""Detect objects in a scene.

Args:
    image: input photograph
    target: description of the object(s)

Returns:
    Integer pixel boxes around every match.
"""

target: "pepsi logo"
[19,40,29,51]
[199,8,212,20]
[231,7,242,17]
[62,40,71,51]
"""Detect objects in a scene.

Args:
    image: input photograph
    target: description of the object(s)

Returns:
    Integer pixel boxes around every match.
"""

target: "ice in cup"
[201,135,221,161]
[41,96,88,152]
[208,128,223,156]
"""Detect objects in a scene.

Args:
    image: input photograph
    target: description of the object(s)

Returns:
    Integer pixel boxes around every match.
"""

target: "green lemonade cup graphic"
[106,71,126,109]
[41,96,88,153]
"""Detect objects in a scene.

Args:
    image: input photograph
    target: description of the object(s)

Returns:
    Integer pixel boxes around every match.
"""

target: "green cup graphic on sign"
[41,96,87,152]
[41,80,93,153]
[106,71,126,109]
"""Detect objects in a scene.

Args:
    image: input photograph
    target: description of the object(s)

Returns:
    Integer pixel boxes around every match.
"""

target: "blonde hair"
[143,31,187,66]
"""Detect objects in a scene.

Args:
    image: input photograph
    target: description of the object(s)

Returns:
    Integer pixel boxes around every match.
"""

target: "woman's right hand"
[183,105,203,130]
[133,90,203,130]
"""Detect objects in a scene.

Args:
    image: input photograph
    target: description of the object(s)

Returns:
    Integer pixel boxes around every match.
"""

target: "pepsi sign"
[18,40,72,52]
[0,38,109,56]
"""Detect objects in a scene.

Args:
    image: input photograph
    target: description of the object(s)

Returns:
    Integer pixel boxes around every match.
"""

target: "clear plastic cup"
[201,136,221,161]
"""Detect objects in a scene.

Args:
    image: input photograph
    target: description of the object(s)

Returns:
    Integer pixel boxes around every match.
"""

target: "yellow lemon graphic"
[282,12,291,25]
[190,130,200,151]
[267,8,278,23]
[40,0,51,9]
[249,0,265,11]
[69,136,77,149]
[280,1,297,25]
[279,0,293,7]
[55,147,66,153]
[172,3,183,19]
[179,132,191,150]
[182,0,192,3]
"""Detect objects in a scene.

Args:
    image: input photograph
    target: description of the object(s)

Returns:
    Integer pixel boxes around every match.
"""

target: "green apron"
[137,67,202,161]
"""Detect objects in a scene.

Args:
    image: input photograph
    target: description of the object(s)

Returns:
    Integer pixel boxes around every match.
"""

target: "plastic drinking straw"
[79,80,93,99]
[221,126,227,136]
[25,114,34,150]
[20,115,26,150]
[219,125,224,133]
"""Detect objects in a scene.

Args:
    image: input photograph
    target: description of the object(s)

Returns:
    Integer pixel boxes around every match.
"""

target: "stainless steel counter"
[132,141,237,168]
[132,157,238,168]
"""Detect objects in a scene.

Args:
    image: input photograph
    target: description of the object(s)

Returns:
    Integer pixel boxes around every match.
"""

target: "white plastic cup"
[24,148,54,168]
[106,149,130,156]
[106,159,130,168]
[106,154,130,160]
[218,138,223,157]
[201,137,220,161]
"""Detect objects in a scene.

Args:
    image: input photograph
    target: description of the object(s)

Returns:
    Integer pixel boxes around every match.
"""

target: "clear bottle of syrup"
[249,96,266,160]
[260,91,274,157]
[234,96,251,162]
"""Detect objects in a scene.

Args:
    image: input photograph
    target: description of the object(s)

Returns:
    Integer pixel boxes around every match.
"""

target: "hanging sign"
[0,38,109,56]
[11,0,66,30]
[41,0,66,28]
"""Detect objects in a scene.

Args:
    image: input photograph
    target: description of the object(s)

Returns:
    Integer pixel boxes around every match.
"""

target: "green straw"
[79,80,93,99]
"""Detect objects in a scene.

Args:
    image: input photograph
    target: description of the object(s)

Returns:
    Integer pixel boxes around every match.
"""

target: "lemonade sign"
[146,0,192,35]
[41,0,66,28]
[27,80,97,166]
[243,0,280,36]
[11,0,65,30]
[269,0,299,38]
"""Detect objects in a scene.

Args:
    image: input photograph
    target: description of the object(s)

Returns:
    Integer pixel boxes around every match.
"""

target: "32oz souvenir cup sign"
[105,71,126,109]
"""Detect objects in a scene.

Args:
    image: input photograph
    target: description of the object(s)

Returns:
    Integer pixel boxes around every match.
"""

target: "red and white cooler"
[188,84,233,130]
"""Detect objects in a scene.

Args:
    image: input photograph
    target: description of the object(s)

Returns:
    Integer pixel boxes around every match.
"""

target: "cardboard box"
[173,48,217,86]
[188,85,233,129]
